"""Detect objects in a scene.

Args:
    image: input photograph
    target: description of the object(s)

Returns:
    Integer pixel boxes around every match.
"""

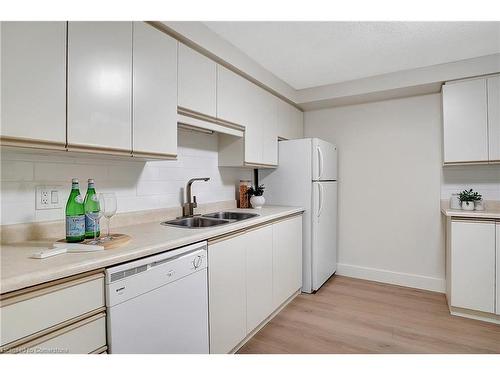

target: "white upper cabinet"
[442,78,489,164]
[244,83,265,165]
[67,22,133,153]
[217,66,279,167]
[1,22,66,147]
[260,91,278,166]
[178,44,217,117]
[277,99,304,140]
[132,22,177,158]
[487,76,500,162]
[450,220,496,313]
[217,65,253,126]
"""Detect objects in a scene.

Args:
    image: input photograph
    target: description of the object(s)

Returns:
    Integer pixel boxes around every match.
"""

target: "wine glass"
[86,202,102,245]
[99,193,117,241]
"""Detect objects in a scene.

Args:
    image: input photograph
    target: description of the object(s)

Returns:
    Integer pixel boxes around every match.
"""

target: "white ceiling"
[203,22,500,90]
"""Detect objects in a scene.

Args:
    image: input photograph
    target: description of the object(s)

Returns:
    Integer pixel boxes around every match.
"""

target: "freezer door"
[312,181,337,291]
[312,138,337,181]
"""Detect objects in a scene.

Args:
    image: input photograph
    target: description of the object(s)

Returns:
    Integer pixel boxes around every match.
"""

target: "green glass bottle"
[84,179,100,239]
[65,178,85,243]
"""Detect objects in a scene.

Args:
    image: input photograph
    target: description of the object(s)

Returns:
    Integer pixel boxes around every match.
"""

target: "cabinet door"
[496,224,500,315]
[208,235,246,354]
[260,91,278,166]
[272,216,303,309]
[450,220,495,313]
[244,84,264,164]
[442,79,488,163]
[178,44,216,117]
[488,76,500,162]
[245,225,273,333]
[132,22,177,157]
[217,66,264,165]
[1,22,66,146]
[277,100,303,140]
[291,106,304,139]
[217,65,251,126]
[67,22,132,152]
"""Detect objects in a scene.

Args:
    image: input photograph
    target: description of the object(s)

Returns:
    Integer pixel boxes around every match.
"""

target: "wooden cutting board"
[56,233,131,250]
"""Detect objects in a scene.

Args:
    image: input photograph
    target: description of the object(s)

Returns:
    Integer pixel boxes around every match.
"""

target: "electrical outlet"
[36,186,63,210]
[41,190,49,205]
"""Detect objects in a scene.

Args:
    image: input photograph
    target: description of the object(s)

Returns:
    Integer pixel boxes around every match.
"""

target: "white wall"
[0,130,251,225]
[305,93,446,292]
[441,165,500,201]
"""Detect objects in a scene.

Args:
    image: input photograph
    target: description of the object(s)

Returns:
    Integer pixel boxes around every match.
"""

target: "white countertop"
[0,206,303,294]
[440,200,500,220]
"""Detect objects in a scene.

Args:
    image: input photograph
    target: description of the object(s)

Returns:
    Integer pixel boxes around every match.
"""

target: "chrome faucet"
[182,177,210,217]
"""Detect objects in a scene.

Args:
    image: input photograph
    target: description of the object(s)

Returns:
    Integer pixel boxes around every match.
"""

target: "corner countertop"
[0,206,304,294]
[440,200,500,220]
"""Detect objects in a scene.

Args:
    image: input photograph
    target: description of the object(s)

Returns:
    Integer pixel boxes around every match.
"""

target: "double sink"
[161,211,259,228]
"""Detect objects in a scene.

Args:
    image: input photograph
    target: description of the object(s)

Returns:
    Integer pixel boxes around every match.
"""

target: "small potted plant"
[458,189,482,211]
[247,184,266,209]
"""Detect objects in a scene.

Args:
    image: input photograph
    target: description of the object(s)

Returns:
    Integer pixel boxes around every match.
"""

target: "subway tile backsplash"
[0,129,251,225]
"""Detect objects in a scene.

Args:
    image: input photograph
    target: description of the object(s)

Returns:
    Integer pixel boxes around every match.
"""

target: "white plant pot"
[474,200,485,211]
[461,201,475,211]
[250,195,265,209]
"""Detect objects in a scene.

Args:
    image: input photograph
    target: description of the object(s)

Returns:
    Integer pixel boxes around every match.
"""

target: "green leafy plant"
[458,189,482,203]
[247,184,265,197]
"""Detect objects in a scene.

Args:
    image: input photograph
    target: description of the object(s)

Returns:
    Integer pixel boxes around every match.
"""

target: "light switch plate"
[36,186,63,210]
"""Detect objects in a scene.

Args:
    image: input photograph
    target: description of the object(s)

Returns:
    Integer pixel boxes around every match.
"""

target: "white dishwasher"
[105,241,209,354]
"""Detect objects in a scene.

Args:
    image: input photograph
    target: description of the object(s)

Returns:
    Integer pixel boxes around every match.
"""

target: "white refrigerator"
[260,138,337,293]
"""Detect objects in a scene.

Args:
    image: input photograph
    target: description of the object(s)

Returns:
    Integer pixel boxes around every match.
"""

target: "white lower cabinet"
[19,314,106,354]
[273,215,303,307]
[449,220,496,313]
[245,225,273,333]
[208,215,303,353]
[208,234,247,354]
[1,272,106,354]
[497,223,500,314]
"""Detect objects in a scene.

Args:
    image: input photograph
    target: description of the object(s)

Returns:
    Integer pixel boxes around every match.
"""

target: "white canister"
[461,201,475,211]
[450,194,461,210]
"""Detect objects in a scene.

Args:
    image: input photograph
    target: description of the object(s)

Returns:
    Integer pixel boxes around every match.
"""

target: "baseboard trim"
[449,306,500,325]
[336,263,446,293]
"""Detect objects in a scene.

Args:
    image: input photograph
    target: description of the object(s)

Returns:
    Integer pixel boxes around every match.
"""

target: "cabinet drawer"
[8,314,106,354]
[0,273,105,346]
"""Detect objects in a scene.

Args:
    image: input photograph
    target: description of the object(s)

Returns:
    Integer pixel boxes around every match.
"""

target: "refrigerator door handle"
[317,146,324,180]
[317,183,324,218]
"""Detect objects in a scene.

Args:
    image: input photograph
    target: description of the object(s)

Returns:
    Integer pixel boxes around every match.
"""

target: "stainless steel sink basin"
[161,211,259,229]
[202,212,259,221]
[161,217,229,228]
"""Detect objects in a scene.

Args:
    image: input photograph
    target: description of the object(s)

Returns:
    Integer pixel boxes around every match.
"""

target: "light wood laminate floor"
[238,276,500,354]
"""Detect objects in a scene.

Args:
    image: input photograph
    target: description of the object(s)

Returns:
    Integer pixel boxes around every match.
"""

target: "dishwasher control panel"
[105,242,207,308]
